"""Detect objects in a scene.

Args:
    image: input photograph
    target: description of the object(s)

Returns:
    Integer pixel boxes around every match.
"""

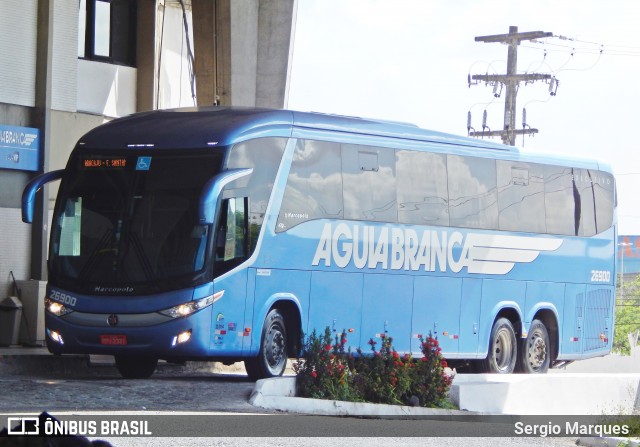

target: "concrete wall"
[77,60,136,117]
[0,0,38,107]
[0,103,36,298]
[50,0,78,113]
[0,209,32,298]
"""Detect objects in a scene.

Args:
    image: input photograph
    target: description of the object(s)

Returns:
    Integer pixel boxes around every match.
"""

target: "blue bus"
[22,108,616,379]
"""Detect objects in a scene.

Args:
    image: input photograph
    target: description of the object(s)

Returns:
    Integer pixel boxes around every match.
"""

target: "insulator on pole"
[482,110,488,129]
[522,108,527,128]
[467,111,472,130]
[549,77,556,96]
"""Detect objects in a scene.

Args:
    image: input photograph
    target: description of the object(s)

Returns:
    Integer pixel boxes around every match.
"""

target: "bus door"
[210,197,249,354]
[458,278,482,356]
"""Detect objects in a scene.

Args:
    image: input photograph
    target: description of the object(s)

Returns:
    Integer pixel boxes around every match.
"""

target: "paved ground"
[0,348,632,446]
[0,352,268,413]
[0,374,264,413]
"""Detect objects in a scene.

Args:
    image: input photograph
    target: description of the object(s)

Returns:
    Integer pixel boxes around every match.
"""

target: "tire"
[478,317,517,374]
[517,319,550,374]
[244,309,288,381]
[114,355,158,379]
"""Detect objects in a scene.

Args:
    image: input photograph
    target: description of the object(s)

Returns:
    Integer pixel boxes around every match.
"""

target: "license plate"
[100,334,128,346]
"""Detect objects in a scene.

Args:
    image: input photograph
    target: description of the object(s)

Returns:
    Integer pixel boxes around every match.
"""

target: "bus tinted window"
[277,139,614,237]
[342,144,397,222]
[447,155,498,230]
[576,169,598,237]
[397,150,449,226]
[544,166,578,235]
[277,139,343,232]
[497,161,546,233]
[226,137,286,249]
[593,170,615,233]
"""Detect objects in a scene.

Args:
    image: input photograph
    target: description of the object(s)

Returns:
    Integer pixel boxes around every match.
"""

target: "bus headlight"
[159,294,217,319]
[45,298,74,317]
[47,328,64,345]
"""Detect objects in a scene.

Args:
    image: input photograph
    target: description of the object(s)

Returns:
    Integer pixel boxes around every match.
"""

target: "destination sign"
[82,157,127,169]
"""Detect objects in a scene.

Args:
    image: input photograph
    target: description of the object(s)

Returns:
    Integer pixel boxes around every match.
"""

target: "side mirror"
[198,168,253,224]
[22,170,64,223]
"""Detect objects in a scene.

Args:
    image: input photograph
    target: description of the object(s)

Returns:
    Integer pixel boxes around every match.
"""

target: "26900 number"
[590,270,611,283]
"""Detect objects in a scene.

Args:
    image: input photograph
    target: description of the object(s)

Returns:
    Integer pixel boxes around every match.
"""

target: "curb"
[576,437,639,447]
[250,376,640,446]
[249,376,475,417]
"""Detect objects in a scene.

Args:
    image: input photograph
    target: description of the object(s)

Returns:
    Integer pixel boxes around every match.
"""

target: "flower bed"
[294,327,455,408]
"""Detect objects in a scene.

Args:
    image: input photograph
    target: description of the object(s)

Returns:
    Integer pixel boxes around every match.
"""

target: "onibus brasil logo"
[312,223,563,275]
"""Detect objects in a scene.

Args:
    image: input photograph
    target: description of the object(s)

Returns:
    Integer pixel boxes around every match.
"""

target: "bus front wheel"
[478,317,517,374]
[517,319,550,374]
[114,355,158,379]
[245,309,288,381]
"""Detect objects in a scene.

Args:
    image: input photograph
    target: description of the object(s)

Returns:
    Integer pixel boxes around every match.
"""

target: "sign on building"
[0,124,39,171]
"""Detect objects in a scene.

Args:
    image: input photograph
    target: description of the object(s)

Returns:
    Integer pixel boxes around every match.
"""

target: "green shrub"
[294,327,454,408]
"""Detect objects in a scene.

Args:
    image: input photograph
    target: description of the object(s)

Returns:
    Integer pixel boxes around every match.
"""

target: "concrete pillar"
[193,0,218,106]
[136,0,158,112]
[192,0,294,109]
[30,0,55,281]
[255,0,294,108]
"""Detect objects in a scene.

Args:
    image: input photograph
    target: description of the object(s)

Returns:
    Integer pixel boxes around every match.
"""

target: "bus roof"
[75,107,609,172]
[76,107,509,150]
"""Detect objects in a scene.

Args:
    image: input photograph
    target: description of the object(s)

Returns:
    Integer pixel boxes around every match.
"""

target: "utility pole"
[469,26,553,146]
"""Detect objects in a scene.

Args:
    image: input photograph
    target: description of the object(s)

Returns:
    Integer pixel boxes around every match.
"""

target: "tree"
[614,275,640,355]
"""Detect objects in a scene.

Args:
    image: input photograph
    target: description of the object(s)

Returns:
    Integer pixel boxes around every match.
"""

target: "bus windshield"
[49,149,225,294]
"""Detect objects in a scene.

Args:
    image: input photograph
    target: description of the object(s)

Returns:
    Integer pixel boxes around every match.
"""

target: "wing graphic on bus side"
[465,234,563,275]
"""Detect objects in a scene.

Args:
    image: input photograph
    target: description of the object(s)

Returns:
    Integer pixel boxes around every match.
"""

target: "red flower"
[311,371,317,378]
[440,359,448,368]
[392,351,400,360]
[324,344,332,351]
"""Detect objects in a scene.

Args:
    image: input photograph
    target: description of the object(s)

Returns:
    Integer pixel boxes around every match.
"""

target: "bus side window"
[216,197,249,270]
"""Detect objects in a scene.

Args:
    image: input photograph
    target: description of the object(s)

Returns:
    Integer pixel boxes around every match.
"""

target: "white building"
[0,0,293,311]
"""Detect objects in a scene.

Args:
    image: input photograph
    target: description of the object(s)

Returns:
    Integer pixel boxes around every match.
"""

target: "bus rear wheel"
[245,309,288,381]
[114,355,158,379]
[517,319,550,374]
[478,317,517,374]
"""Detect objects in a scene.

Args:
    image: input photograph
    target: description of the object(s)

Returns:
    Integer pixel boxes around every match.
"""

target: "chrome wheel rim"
[527,331,547,371]
[265,324,286,375]
[493,328,514,372]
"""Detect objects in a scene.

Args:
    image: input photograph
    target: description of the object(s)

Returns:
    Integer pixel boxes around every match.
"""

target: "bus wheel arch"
[273,300,302,357]
[478,309,521,374]
[244,300,301,381]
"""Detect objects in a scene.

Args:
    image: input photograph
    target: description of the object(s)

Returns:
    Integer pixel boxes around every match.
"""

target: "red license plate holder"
[100,334,128,346]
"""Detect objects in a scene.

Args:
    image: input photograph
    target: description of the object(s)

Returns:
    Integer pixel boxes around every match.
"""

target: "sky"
[286,0,640,235]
